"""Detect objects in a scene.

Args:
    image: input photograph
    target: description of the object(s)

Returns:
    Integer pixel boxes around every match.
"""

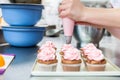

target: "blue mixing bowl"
[0,3,44,26]
[2,26,45,47]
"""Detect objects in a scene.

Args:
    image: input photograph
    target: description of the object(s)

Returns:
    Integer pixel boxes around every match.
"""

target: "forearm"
[82,7,120,28]
[106,27,120,39]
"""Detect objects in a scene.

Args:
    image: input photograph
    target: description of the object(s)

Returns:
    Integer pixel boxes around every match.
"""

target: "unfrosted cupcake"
[61,47,82,72]
[37,42,58,72]
[85,49,106,71]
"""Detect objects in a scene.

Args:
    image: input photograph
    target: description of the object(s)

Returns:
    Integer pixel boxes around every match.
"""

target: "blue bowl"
[0,3,44,26]
[2,26,45,47]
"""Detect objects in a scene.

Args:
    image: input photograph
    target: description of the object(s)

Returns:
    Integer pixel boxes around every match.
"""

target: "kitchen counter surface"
[0,34,120,80]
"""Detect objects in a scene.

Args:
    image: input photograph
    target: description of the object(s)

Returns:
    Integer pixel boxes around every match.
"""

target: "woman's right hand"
[59,0,86,22]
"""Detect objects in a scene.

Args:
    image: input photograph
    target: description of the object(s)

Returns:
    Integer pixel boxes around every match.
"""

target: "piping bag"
[62,18,75,44]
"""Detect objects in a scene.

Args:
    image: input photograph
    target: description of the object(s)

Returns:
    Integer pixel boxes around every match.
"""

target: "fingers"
[61,0,70,4]
[59,0,70,12]
[59,6,67,17]
[59,4,69,11]
[59,9,70,18]
[59,0,72,18]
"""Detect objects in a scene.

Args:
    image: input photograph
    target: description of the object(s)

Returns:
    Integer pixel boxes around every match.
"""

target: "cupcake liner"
[86,63,106,71]
[38,63,57,72]
[61,63,81,72]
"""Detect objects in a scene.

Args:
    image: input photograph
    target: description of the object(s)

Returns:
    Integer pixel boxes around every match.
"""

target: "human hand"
[59,0,85,22]
[59,0,104,29]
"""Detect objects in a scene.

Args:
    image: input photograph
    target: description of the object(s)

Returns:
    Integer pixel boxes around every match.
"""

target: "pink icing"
[61,44,73,52]
[82,43,97,56]
[82,43,96,51]
[37,47,56,61]
[84,49,95,56]
[40,41,56,50]
[87,49,104,61]
[63,47,80,60]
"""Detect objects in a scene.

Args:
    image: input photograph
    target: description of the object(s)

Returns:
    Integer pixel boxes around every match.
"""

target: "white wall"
[0,0,10,3]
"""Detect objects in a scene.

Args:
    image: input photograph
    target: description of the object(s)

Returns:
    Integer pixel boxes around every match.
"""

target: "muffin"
[37,41,58,72]
[85,48,106,71]
[61,46,82,72]
[0,54,5,67]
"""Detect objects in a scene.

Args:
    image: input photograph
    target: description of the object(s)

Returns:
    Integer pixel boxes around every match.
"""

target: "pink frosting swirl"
[83,49,96,56]
[61,44,73,52]
[63,47,80,60]
[87,49,104,61]
[37,47,56,61]
[40,41,56,50]
[82,43,96,51]
[82,43,97,56]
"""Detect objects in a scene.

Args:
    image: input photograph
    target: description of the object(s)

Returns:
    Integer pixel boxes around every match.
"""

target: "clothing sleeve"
[110,0,120,8]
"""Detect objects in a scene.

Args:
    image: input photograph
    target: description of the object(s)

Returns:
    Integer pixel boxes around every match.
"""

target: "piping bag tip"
[62,18,74,44]
[65,36,72,44]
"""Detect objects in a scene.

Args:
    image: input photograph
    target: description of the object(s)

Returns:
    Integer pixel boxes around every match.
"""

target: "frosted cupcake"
[80,43,97,59]
[61,47,82,72]
[37,43,58,72]
[38,41,56,53]
[60,44,73,55]
[85,49,106,71]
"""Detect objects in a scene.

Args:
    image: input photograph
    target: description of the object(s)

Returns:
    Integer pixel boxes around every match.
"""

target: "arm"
[106,27,120,39]
[59,0,120,39]
[59,0,120,28]
[82,8,120,28]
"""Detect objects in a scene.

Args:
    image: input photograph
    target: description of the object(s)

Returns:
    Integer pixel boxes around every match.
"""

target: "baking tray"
[31,53,120,76]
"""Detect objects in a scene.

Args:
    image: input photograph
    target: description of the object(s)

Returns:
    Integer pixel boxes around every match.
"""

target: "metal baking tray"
[31,53,120,77]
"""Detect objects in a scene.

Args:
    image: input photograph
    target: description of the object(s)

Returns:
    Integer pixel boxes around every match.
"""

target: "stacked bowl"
[0,3,45,47]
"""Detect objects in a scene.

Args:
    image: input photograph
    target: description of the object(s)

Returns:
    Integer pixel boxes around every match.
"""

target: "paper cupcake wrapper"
[86,63,106,71]
[38,63,57,72]
[86,63,106,66]
[61,63,81,72]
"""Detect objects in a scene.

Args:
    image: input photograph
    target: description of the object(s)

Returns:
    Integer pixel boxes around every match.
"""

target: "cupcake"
[85,48,106,71]
[80,43,97,59]
[61,46,82,72]
[37,41,58,72]
[60,44,73,55]
[0,54,5,67]
[38,41,56,53]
